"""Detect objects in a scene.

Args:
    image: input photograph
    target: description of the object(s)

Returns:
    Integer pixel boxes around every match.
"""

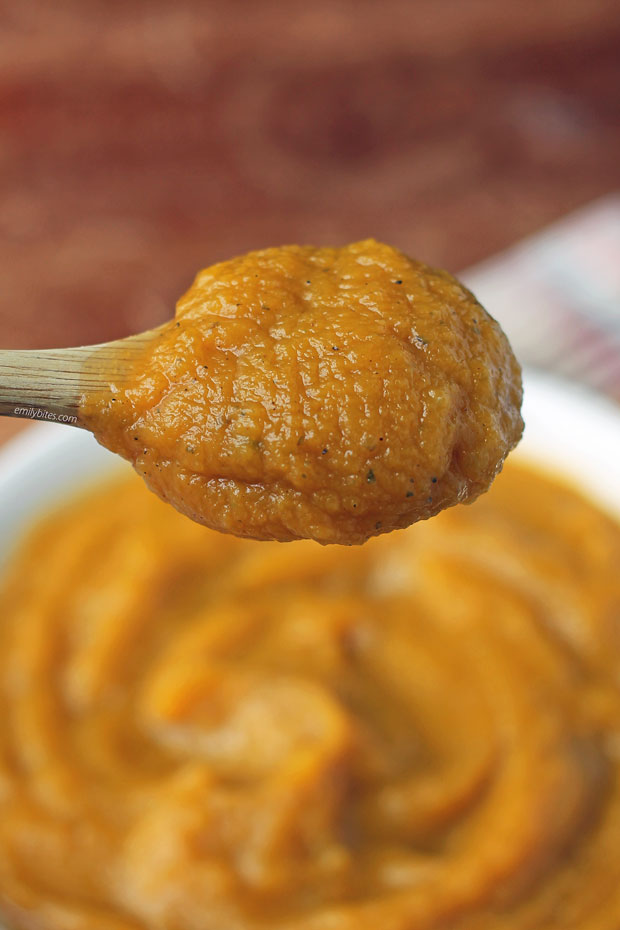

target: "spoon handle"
[0,347,102,428]
[0,325,165,427]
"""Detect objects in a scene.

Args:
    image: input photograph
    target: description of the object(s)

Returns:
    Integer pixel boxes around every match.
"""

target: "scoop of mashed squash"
[83,239,523,543]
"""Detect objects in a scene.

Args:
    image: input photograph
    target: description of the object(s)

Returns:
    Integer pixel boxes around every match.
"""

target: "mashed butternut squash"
[1,461,620,929]
[82,240,522,544]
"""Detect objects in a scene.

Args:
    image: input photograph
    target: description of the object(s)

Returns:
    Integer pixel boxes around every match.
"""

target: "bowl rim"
[0,368,618,544]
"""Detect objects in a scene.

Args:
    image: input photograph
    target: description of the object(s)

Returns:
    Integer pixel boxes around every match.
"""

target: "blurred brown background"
[1,0,619,442]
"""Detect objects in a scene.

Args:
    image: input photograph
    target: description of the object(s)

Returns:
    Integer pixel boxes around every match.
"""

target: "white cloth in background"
[463,194,620,400]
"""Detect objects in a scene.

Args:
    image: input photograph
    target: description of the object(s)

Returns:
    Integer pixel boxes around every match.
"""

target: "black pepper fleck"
[375,521,382,530]
[395,279,402,285]
[367,469,375,483]
[431,477,437,483]
[322,448,328,455]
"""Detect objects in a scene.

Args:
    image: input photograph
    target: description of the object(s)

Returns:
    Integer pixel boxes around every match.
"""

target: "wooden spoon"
[0,327,163,430]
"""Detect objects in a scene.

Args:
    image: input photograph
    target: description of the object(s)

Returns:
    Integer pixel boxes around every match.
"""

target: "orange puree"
[1,461,620,929]
[82,240,522,544]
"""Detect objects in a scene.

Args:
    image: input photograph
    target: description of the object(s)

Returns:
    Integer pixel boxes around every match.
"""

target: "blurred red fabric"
[1,0,619,444]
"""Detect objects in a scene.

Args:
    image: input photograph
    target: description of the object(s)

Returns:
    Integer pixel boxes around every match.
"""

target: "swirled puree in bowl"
[4,239,610,930]
[82,240,523,544]
[1,461,620,929]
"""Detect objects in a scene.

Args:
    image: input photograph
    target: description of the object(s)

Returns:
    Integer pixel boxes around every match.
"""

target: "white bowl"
[0,370,619,569]
[0,369,617,930]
